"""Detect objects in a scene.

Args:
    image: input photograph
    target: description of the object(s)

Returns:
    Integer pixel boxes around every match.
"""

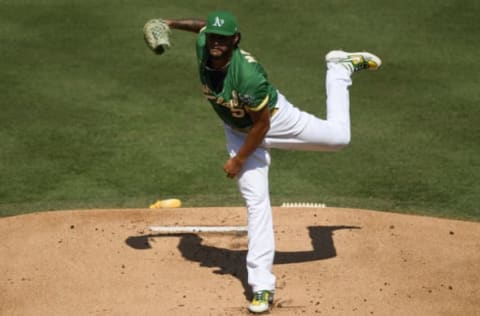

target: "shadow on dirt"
[126,225,360,300]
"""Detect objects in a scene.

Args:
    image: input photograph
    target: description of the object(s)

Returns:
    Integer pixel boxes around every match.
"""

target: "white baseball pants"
[224,63,352,293]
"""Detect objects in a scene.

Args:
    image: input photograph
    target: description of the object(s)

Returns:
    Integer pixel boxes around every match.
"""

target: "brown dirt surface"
[1,207,479,315]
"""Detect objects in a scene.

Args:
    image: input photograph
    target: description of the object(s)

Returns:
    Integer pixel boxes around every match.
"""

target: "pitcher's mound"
[1,207,479,315]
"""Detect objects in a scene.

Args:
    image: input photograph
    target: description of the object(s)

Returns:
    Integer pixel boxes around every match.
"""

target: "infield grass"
[1,0,479,220]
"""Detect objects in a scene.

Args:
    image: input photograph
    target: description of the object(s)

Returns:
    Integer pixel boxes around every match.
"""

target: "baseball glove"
[143,18,171,55]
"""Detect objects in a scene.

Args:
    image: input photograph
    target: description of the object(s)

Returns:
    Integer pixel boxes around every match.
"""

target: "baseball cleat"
[248,290,274,313]
[325,50,382,72]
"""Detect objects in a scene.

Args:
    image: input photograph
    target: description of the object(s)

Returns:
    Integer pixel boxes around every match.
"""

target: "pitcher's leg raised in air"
[264,51,382,152]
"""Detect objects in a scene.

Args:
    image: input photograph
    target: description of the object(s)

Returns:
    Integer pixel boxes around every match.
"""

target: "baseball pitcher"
[144,11,381,313]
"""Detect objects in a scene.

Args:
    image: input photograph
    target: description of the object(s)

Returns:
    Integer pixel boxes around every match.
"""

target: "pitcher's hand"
[223,156,245,179]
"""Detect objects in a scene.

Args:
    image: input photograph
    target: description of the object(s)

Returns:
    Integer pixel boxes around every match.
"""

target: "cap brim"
[205,28,236,36]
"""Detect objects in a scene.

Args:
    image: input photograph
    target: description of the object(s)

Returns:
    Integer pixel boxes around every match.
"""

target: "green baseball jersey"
[196,30,278,129]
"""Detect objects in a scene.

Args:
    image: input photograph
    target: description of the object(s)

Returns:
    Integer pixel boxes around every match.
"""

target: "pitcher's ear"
[234,32,241,46]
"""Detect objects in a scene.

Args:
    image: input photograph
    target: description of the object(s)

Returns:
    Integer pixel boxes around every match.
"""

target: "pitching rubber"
[149,226,248,234]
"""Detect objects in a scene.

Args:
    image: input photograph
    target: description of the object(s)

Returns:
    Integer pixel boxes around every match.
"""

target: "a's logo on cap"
[212,16,224,27]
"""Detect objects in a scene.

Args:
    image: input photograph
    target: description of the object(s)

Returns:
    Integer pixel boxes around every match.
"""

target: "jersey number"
[230,107,245,118]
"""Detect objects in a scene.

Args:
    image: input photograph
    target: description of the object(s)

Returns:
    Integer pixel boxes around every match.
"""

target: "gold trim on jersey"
[249,95,269,112]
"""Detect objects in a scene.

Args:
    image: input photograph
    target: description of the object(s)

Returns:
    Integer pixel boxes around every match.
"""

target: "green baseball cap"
[205,11,239,36]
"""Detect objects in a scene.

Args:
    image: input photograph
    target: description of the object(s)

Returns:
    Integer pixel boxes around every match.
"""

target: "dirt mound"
[1,207,479,315]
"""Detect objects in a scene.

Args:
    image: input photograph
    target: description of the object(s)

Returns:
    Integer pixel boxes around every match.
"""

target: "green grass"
[1,0,479,220]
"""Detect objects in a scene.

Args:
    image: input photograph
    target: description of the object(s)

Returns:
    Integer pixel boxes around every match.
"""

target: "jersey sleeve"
[196,28,207,65]
[238,69,270,112]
